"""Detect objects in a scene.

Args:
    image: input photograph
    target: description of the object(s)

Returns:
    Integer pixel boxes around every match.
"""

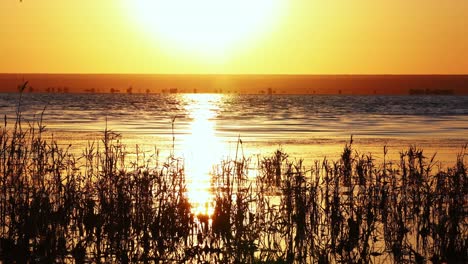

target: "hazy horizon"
[1,73,467,95]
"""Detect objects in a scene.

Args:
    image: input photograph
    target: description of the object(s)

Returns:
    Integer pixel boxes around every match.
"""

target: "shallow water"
[1,93,467,164]
[2,92,467,252]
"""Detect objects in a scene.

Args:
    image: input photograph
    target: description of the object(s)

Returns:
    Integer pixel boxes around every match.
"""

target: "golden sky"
[1,0,467,74]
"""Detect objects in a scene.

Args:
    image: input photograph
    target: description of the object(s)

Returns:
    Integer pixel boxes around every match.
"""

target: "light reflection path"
[181,94,225,217]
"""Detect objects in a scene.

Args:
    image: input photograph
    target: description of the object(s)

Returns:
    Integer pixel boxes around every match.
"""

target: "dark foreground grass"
[0,97,467,263]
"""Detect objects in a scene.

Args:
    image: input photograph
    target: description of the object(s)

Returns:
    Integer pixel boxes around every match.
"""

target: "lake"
[1,92,467,262]
[1,93,467,165]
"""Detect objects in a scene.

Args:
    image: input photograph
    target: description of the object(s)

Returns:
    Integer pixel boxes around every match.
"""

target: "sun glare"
[182,94,225,216]
[127,0,284,57]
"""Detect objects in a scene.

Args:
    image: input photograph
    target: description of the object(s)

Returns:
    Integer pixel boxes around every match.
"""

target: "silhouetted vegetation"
[0,93,467,263]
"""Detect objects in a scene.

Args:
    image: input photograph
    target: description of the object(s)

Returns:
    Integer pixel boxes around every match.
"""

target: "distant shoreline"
[1,73,467,95]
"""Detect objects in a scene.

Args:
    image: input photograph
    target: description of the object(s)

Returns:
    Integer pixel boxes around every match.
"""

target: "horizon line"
[2,73,468,76]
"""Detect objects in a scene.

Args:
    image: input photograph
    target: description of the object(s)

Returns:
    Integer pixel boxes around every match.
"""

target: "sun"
[126,0,284,57]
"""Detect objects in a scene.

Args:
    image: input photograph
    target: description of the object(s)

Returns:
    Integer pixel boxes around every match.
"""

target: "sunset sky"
[1,0,467,74]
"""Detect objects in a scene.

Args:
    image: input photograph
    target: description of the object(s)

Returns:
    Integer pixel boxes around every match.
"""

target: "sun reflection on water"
[182,94,224,217]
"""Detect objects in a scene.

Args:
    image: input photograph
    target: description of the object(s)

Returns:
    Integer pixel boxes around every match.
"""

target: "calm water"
[1,93,468,164]
[2,92,468,216]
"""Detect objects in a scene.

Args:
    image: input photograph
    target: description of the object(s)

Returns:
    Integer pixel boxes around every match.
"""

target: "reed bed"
[0,93,467,263]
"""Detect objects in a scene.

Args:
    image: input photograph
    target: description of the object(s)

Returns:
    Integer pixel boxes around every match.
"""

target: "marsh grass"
[0,90,467,263]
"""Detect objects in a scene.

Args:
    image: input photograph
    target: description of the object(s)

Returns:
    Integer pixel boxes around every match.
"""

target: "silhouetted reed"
[0,92,467,263]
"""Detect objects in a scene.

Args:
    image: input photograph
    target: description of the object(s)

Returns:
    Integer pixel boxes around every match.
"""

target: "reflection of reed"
[0,98,467,263]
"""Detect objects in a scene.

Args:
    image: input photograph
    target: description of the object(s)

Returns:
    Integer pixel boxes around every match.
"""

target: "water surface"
[1,93,467,163]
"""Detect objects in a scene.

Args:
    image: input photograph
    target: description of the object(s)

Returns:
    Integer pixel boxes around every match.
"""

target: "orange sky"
[1,0,467,74]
